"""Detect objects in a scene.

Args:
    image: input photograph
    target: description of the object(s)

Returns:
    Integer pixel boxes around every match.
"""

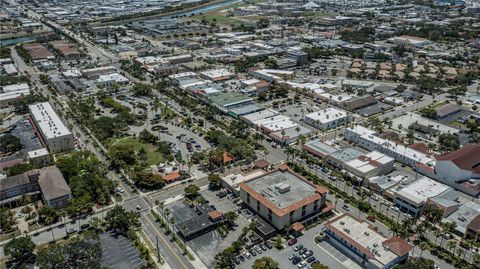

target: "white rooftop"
[396,177,450,205]
[200,68,234,79]
[96,73,129,83]
[29,102,71,140]
[329,214,398,266]
[242,109,278,123]
[305,107,347,124]
[28,148,50,158]
[253,115,298,132]
[346,151,394,173]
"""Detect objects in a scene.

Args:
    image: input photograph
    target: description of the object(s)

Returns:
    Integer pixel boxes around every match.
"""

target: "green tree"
[224,211,238,224]
[395,257,434,269]
[37,234,102,269]
[184,184,200,199]
[0,208,15,232]
[132,83,152,96]
[7,163,35,176]
[38,206,60,225]
[5,236,35,265]
[133,171,165,189]
[0,134,22,153]
[419,107,438,119]
[274,235,283,250]
[105,205,140,234]
[108,144,137,169]
[252,256,279,269]
[138,129,157,144]
[312,263,330,269]
[438,133,460,152]
[208,173,222,190]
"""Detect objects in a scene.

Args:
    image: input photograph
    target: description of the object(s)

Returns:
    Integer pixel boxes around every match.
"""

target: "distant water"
[0,35,35,46]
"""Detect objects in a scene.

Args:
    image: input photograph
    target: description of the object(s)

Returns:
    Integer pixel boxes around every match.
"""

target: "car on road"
[294,244,304,251]
[342,204,350,211]
[67,228,77,234]
[391,206,399,212]
[288,238,298,246]
[297,261,307,268]
[116,187,124,193]
[442,233,452,240]
[136,205,142,210]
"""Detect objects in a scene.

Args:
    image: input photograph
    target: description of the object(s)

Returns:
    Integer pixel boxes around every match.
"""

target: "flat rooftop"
[304,139,338,156]
[396,177,450,205]
[444,202,480,234]
[326,214,399,267]
[29,102,71,140]
[242,109,278,123]
[305,107,347,124]
[245,170,317,209]
[209,92,253,107]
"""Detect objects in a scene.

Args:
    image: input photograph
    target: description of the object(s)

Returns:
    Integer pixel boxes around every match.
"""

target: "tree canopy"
[37,234,102,269]
[4,236,35,265]
[0,208,15,232]
[252,256,279,269]
[395,257,434,269]
[105,205,140,234]
[0,134,22,153]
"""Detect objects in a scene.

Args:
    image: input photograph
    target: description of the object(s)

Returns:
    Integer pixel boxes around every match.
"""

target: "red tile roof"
[382,236,412,257]
[208,210,223,220]
[162,172,181,183]
[292,222,304,232]
[436,144,480,173]
[238,165,328,217]
[409,143,431,155]
[254,159,270,169]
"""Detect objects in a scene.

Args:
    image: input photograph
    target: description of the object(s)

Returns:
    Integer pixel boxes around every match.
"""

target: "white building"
[3,64,18,76]
[345,125,434,168]
[199,68,235,81]
[324,214,412,269]
[250,69,294,82]
[28,148,51,166]
[393,177,451,216]
[304,107,349,130]
[29,102,74,153]
[344,151,395,179]
[96,73,129,87]
[0,83,30,108]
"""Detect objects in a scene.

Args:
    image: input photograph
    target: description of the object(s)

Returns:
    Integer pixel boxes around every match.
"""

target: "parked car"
[292,257,301,265]
[294,244,304,251]
[255,245,262,254]
[299,248,308,255]
[238,255,245,262]
[233,256,240,264]
[391,206,399,212]
[289,254,296,260]
[297,261,308,268]
[67,228,77,234]
[342,204,350,211]
[265,241,273,249]
[80,224,90,230]
[259,243,267,251]
[307,256,316,263]
[243,252,251,259]
[302,250,313,259]
[288,238,298,246]
[250,249,257,256]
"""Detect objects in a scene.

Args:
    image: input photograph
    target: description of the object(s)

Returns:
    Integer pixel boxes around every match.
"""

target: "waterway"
[0,35,35,46]
[169,0,243,18]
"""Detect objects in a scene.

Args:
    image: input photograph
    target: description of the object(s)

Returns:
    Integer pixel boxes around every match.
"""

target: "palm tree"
[433,230,442,245]
[419,241,429,258]
[447,240,457,254]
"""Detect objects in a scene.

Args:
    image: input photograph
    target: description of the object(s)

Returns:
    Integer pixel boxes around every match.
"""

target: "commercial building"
[304,107,349,130]
[324,214,412,269]
[81,66,116,79]
[390,35,429,47]
[23,43,55,60]
[250,68,295,82]
[0,83,30,108]
[367,173,409,199]
[199,68,235,81]
[175,204,224,241]
[303,139,338,158]
[344,151,395,179]
[393,177,451,216]
[0,166,71,208]
[208,92,254,114]
[29,102,74,153]
[287,50,308,65]
[239,164,330,229]
[96,73,129,87]
[443,202,480,239]
[28,148,51,167]
[345,125,434,168]
[222,170,266,194]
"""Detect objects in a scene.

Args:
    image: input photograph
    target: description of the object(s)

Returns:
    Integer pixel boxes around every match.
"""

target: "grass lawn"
[110,137,165,166]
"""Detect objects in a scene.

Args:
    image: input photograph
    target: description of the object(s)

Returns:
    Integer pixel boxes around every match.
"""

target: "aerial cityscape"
[0,0,479,268]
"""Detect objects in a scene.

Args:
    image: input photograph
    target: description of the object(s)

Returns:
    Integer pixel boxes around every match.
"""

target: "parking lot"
[100,232,145,269]
[189,189,251,268]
